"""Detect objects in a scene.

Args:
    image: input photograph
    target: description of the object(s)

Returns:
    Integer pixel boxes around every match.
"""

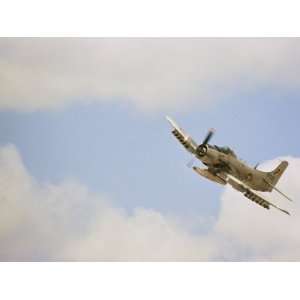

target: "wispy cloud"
[1,38,300,112]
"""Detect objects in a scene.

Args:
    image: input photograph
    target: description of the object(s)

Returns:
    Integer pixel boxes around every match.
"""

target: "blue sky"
[0,87,299,220]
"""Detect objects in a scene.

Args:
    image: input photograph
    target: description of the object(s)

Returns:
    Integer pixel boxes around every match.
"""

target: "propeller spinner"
[187,128,215,167]
[196,128,215,156]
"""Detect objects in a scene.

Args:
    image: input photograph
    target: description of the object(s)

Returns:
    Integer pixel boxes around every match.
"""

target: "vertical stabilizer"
[266,161,289,187]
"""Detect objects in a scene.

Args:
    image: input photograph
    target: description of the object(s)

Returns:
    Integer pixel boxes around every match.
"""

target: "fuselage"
[166,115,291,212]
[166,115,280,192]
[199,145,271,191]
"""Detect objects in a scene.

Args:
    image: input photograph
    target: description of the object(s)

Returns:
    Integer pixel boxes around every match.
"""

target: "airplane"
[166,116,292,216]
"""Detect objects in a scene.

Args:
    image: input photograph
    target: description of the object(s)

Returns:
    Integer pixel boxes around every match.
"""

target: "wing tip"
[166,115,181,131]
[282,209,291,216]
[165,115,174,124]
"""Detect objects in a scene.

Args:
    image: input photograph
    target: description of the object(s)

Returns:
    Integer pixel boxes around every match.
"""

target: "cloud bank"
[0,144,299,261]
[215,158,299,261]
[1,38,300,112]
[0,145,213,261]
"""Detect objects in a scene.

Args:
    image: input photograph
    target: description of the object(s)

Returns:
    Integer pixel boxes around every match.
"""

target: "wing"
[244,188,290,215]
[166,116,198,154]
[227,176,290,216]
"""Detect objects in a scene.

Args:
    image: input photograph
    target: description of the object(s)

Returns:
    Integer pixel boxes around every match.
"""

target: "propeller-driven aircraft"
[166,116,292,215]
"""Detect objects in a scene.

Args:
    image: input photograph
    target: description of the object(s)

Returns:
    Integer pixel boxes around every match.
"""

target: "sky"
[0,38,300,261]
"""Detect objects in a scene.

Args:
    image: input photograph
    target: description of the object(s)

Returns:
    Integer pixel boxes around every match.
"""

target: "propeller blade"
[202,128,215,145]
[187,157,195,168]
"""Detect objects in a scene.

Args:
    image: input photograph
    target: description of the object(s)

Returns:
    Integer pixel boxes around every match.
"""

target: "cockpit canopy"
[211,145,237,157]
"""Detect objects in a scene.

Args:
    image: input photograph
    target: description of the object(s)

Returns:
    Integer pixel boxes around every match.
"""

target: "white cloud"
[1,38,300,112]
[61,208,216,261]
[0,145,213,261]
[0,144,299,261]
[214,157,300,261]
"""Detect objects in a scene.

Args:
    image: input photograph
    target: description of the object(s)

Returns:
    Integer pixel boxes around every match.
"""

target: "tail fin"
[266,161,289,187]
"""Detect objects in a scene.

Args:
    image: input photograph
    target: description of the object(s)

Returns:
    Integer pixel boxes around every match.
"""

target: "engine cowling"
[196,144,208,156]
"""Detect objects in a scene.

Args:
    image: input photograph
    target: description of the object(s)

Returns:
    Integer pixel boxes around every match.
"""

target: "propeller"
[187,128,215,168]
[186,157,195,168]
[202,128,215,145]
[196,128,215,156]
